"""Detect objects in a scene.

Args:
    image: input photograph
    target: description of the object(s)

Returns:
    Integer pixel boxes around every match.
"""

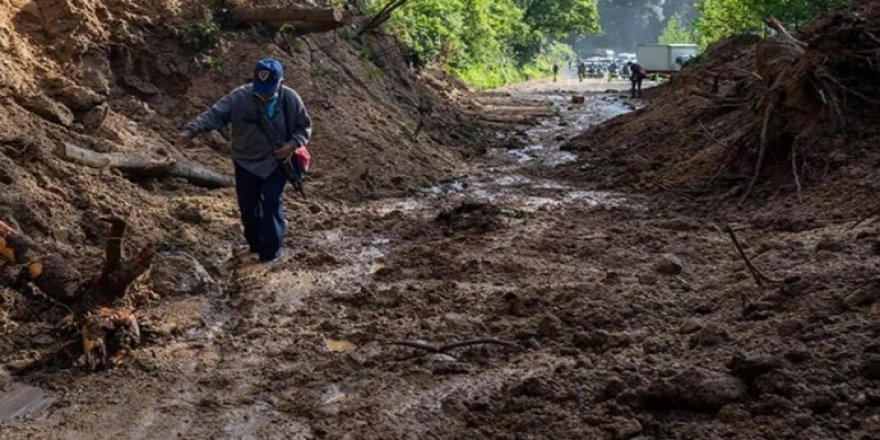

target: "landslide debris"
[565,0,880,217]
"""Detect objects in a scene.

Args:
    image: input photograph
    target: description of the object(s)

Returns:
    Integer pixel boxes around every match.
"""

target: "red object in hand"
[294,146,310,172]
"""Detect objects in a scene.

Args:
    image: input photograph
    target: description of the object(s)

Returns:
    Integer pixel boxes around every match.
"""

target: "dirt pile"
[0,0,492,374]
[565,0,880,216]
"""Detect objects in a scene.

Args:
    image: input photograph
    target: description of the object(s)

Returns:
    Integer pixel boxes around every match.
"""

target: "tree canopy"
[694,0,851,49]
[364,0,599,88]
[658,13,695,44]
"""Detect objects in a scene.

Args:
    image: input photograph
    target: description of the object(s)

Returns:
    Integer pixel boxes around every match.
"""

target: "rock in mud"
[511,377,551,397]
[679,318,704,334]
[44,76,104,111]
[640,367,747,411]
[16,94,74,126]
[150,253,217,297]
[727,352,782,379]
[655,254,683,275]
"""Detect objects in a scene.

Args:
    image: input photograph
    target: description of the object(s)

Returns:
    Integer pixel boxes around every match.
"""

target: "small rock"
[150,253,218,297]
[44,76,105,111]
[512,377,550,397]
[641,367,747,411]
[17,94,74,126]
[77,103,109,131]
[727,352,782,379]
[679,318,703,334]
[655,254,683,275]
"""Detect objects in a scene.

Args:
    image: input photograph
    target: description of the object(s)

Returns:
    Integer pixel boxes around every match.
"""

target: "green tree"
[515,0,600,38]
[658,13,695,44]
[694,0,762,49]
[693,0,851,50]
[364,0,599,88]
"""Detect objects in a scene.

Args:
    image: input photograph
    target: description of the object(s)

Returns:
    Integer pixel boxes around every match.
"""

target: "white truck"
[636,44,697,72]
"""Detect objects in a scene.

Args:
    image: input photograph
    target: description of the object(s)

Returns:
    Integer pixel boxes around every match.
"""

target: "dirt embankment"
[563,0,880,221]
[1,0,879,438]
[0,0,490,382]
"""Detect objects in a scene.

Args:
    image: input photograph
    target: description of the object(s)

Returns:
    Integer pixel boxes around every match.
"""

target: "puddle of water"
[502,94,634,167]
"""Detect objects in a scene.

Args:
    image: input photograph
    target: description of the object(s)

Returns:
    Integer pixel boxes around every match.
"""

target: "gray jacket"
[184,84,312,179]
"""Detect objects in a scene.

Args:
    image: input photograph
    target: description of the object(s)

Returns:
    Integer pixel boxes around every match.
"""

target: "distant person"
[552,63,560,82]
[577,62,587,83]
[628,61,647,99]
[177,58,312,263]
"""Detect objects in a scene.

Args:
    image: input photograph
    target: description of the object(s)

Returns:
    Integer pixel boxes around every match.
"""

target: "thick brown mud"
[4,79,880,439]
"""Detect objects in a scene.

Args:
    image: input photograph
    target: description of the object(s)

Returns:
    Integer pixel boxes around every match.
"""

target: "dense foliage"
[361,0,850,87]
[658,12,695,44]
[694,0,851,49]
[363,0,598,88]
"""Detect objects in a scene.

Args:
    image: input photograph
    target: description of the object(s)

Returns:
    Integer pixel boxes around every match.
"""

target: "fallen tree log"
[233,6,343,24]
[272,21,344,35]
[59,142,234,188]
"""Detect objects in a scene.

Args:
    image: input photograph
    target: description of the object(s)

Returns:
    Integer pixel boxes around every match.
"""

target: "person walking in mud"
[552,63,560,82]
[628,61,647,99]
[177,58,312,263]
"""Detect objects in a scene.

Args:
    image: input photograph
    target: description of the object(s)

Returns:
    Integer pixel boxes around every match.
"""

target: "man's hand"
[274,144,297,160]
[176,131,192,147]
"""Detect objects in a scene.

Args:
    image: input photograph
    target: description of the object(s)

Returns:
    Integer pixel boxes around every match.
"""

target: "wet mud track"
[6,84,880,439]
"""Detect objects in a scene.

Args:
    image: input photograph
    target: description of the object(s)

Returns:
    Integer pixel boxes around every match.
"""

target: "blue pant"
[234,162,287,262]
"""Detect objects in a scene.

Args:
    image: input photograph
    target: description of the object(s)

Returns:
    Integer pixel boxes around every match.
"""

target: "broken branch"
[232,6,343,24]
[724,224,780,286]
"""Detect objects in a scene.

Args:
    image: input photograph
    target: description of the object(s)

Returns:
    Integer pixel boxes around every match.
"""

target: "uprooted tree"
[704,3,880,202]
[1,216,153,370]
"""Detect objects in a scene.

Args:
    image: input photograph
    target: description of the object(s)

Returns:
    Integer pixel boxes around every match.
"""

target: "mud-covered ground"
[3,75,880,439]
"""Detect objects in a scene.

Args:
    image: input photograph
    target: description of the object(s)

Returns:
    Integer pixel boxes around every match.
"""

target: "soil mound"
[565,0,880,216]
[0,0,491,371]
